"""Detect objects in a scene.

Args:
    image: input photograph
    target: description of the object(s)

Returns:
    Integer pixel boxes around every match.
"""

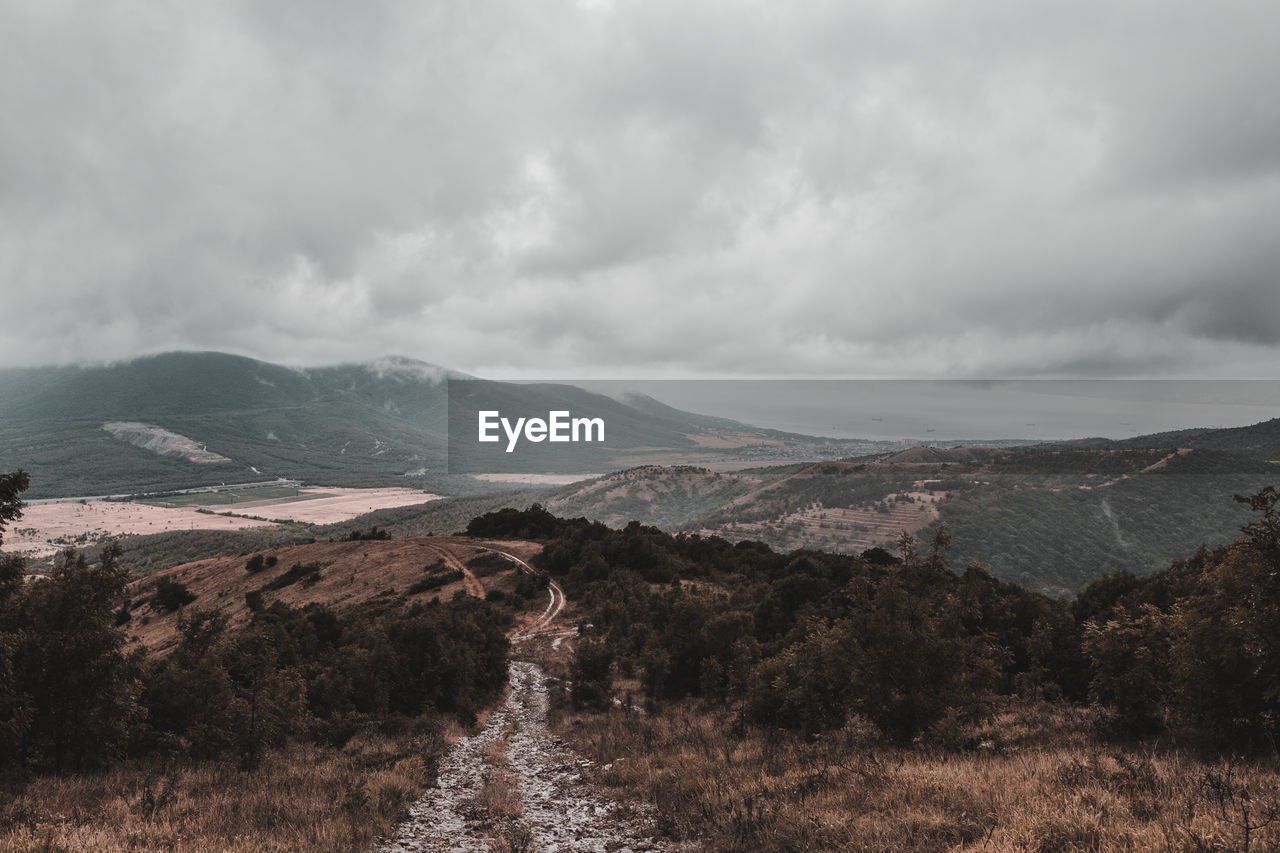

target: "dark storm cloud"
[1,0,1278,377]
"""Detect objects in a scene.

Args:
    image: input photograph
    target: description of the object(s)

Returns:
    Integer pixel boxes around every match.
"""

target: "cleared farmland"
[6,486,443,560]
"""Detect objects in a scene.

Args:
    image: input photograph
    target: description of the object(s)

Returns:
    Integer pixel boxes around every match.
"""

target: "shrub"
[152,577,197,613]
[570,640,614,711]
[407,570,464,595]
[264,563,322,591]
[345,527,390,542]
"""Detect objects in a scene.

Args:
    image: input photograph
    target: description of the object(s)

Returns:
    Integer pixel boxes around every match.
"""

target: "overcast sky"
[2,0,1279,378]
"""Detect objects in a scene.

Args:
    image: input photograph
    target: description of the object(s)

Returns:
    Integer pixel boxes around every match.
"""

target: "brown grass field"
[217,487,443,524]
[552,696,1280,852]
[0,725,459,853]
[6,501,279,559]
[124,536,540,652]
[0,536,543,853]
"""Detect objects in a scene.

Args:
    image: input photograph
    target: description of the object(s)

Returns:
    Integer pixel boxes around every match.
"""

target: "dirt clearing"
[219,486,443,523]
[6,500,279,558]
[7,487,442,559]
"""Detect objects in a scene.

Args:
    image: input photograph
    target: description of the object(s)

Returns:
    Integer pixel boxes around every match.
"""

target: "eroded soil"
[378,662,684,853]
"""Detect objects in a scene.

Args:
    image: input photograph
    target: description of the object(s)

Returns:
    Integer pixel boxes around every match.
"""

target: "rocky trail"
[378,553,685,853]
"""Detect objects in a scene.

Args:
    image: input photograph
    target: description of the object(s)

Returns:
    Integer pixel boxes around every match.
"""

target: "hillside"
[465,503,1280,852]
[122,535,543,653]
[0,351,889,498]
[542,465,757,528]
[537,422,1280,593]
[0,352,456,497]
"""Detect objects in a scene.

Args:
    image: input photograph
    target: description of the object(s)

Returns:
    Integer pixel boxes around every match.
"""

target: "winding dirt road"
[479,546,566,642]
[422,543,487,600]
[377,551,683,853]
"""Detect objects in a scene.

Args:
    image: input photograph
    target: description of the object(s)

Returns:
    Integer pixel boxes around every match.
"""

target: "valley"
[14,352,1276,594]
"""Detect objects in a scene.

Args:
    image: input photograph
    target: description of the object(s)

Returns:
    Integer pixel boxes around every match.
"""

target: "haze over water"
[581,380,1280,443]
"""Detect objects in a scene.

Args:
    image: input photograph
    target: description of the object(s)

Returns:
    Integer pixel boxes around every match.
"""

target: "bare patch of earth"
[6,500,278,558]
[379,662,688,853]
[472,473,599,486]
[8,487,441,559]
[214,486,442,523]
[102,421,232,463]
[703,491,944,554]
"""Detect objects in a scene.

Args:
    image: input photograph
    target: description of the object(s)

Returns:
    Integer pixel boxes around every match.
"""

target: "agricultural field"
[5,486,443,563]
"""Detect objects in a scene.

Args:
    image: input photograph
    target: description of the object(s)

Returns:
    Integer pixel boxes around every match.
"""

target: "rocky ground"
[377,661,686,852]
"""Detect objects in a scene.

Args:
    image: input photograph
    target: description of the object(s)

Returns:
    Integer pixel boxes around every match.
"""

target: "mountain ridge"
[0,351,884,498]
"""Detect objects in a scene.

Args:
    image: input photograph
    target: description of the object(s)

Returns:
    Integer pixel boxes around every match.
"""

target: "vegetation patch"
[553,700,1280,852]
[0,732,449,853]
[150,576,197,612]
[137,485,301,508]
[407,569,465,595]
[262,561,323,591]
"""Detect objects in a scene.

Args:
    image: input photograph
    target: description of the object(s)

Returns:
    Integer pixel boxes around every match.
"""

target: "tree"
[153,577,197,612]
[11,543,142,771]
[224,627,306,768]
[1233,486,1280,560]
[1083,605,1171,737]
[0,469,28,545]
[840,573,1002,742]
[1166,488,1280,747]
[141,610,240,759]
[0,473,31,760]
[749,572,1003,742]
[570,639,615,711]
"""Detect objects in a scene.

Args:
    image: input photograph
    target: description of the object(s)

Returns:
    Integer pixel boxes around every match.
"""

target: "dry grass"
[554,699,1280,852]
[0,724,460,853]
[124,536,538,652]
[468,733,532,853]
[703,494,939,554]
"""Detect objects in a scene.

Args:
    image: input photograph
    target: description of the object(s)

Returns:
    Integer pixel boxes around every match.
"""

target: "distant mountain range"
[7,351,1277,595]
[0,351,888,498]
[0,352,448,497]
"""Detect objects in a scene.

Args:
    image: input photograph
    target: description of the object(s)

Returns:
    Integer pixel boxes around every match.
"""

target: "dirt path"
[473,545,569,642]
[1093,448,1192,489]
[510,580,566,642]
[423,543,485,599]
[378,556,685,852]
[379,662,680,853]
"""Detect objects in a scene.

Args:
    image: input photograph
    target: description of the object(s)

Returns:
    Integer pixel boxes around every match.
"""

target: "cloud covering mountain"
[3,0,1279,377]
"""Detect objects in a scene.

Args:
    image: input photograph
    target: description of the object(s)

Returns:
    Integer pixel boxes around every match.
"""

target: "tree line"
[470,489,1280,750]
[0,470,509,774]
